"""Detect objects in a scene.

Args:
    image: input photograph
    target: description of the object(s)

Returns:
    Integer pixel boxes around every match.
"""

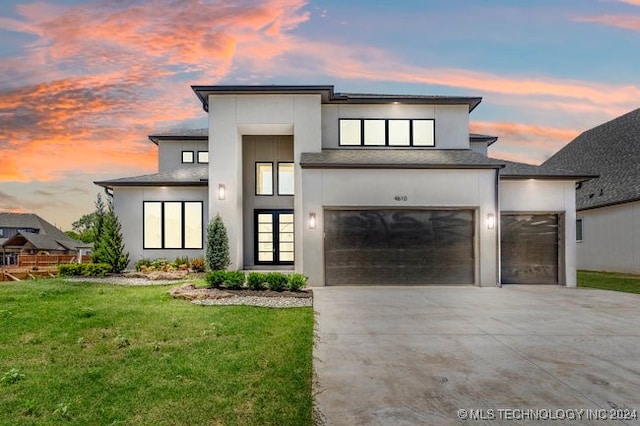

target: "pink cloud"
[575,14,640,32]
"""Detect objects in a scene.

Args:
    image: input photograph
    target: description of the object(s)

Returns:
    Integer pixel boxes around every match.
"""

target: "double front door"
[255,210,294,265]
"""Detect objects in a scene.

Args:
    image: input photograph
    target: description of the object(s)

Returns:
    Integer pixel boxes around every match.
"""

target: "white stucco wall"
[208,94,322,271]
[301,168,499,287]
[113,186,208,266]
[321,104,469,149]
[577,201,640,274]
[500,180,577,286]
[158,140,209,172]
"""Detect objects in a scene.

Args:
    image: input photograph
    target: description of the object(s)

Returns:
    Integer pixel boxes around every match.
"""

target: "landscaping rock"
[146,270,188,281]
[169,283,234,301]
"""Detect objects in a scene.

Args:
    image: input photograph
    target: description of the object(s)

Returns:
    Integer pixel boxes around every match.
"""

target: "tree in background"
[92,202,129,273]
[206,214,230,271]
[64,193,106,243]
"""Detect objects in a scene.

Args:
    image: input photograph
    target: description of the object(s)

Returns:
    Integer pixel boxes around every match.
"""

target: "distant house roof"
[191,85,482,113]
[544,107,640,210]
[0,212,88,251]
[94,165,208,188]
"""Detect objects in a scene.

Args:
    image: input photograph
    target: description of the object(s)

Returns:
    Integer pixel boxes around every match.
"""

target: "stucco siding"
[302,168,499,287]
[158,140,208,172]
[577,201,640,274]
[113,186,208,266]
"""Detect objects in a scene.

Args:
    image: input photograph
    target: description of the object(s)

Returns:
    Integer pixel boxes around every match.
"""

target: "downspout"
[495,168,502,288]
[103,187,114,198]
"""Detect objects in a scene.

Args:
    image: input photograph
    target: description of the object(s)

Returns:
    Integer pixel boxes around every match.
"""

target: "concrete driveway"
[313,286,640,425]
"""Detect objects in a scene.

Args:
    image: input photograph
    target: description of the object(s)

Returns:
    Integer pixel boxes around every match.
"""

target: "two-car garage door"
[324,209,475,285]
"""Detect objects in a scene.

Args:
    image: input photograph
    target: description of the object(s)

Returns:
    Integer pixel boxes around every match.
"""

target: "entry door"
[255,210,294,265]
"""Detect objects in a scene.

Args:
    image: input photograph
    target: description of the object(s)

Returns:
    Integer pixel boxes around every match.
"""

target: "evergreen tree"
[92,204,130,273]
[206,214,230,271]
[93,193,106,253]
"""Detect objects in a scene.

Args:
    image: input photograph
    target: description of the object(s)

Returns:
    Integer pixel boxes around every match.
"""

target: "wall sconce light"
[487,213,495,230]
[218,184,226,200]
[308,212,317,229]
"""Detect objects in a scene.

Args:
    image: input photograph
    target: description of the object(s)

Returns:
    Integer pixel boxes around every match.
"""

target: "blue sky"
[1,0,639,229]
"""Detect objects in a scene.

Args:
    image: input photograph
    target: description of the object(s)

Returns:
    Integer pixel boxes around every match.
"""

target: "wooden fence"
[17,255,90,268]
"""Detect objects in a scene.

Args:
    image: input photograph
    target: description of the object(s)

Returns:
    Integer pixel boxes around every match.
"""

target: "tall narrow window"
[143,202,162,249]
[256,162,273,195]
[182,151,194,163]
[576,218,583,242]
[164,202,182,249]
[278,163,294,195]
[339,119,362,146]
[184,202,203,248]
[197,151,209,164]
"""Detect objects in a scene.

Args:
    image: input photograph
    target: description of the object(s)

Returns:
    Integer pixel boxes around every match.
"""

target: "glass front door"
[255,210,294,265]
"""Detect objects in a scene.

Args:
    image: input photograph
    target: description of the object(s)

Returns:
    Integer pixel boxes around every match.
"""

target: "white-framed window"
[143,201,203,249]
[197,151,209,164]
[339,119,435,147]
[182,151,194,163]
[576,218,583,242]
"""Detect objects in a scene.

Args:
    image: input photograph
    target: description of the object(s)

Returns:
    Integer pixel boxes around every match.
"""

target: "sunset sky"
[1,0,639,230]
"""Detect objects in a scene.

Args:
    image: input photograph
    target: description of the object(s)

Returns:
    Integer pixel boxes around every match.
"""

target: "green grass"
[0,279,313,425]
[578,270,640,294]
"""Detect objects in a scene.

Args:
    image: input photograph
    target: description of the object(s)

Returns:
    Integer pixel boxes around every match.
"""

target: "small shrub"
[1,368,25,385]
[287,273,308,292]
[58,263,111,277]
[205,270,226,288]
[265,272,288,292]
[173,256,190,270]
[134,258,152,272]
[224,271,246,289]
[190,257,206,273]
[247,272,268,290]
[58,263,83,277]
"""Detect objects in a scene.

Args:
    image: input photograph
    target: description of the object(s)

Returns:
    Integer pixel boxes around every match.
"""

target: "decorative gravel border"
[192,296,312,308]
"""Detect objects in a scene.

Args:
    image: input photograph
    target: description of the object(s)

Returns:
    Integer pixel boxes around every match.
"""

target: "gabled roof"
[191,85,482,113]
[544,107,640,210]
[0,213,88,250]
[94,165,208,188]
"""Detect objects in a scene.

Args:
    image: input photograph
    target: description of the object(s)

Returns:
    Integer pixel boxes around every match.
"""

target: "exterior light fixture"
[487,213,495,230]
[309,212,317,229]
[218,184,226,200]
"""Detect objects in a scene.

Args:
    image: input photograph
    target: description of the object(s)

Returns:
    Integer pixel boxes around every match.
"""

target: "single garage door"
[324,209,475,285]
[501,214,559,284]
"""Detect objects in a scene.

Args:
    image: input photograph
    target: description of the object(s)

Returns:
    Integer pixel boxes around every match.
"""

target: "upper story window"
[278,163,294,195]
[197,151,209,164]
[256,162,273,195]
[182,151,194,163]
[339,119,435,147]
[255,162,294,196]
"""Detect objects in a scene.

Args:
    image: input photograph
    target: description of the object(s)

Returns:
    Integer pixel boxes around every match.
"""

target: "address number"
[394,195,408,201]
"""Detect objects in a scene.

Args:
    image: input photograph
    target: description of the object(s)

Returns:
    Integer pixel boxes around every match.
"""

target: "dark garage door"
[501,214,559,284]
[324,209,475,285]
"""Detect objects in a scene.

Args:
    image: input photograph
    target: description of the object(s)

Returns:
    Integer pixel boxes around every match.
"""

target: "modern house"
[0,212,89,265]
[96,85,592,286]
[544,107,640,274]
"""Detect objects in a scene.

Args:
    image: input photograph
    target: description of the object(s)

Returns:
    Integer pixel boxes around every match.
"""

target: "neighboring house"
[544,107,640,274]
[96,85,591,286]
[0,212,90,265]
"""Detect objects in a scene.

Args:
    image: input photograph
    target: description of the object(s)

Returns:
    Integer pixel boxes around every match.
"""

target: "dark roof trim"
[500,174,596,181]
[94,180,208,189]
[301,163,503,170]
[577,196,640,212]
[192,85,482,113]
[149,134,207,144]
[470,133,498,146]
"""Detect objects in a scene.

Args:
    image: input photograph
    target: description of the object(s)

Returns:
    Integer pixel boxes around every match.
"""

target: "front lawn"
[578,270,640,294]
[0,279,313,425]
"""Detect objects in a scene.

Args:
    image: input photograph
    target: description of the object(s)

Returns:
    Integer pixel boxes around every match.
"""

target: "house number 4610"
[394,195,408,201]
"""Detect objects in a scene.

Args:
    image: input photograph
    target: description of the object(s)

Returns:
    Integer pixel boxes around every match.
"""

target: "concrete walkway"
[313,286,640,425]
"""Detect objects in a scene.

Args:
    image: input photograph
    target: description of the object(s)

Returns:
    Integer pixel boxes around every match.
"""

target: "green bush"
[190,257,206,273]
[287,273,308,292]
[224,271,246,290]
[205,270,246,289]
[134,258,152,272]
[247,272,267,291]
[265,272,288,292]
[58,263,111,277]
[173,256,190,270]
